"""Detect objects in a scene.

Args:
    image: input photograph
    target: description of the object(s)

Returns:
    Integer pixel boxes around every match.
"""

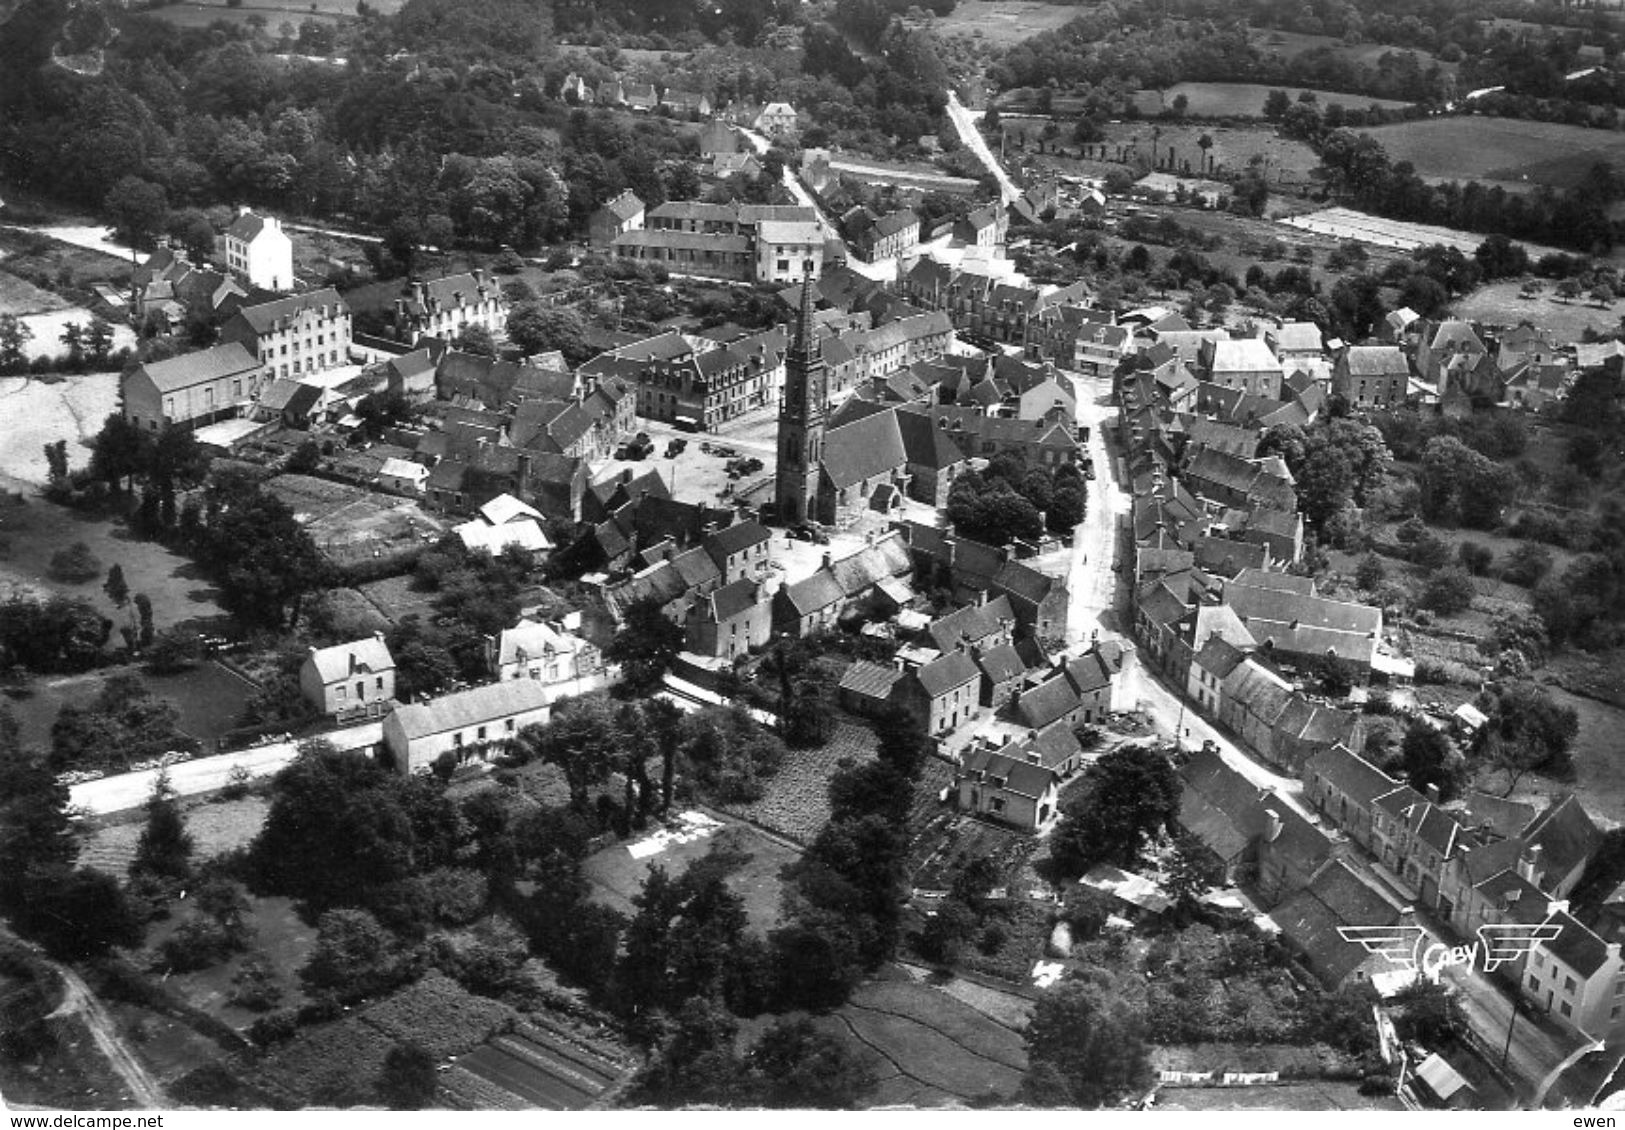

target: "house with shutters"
[300,633,397,721]
[686,578,774,660]
[392,271,508,343]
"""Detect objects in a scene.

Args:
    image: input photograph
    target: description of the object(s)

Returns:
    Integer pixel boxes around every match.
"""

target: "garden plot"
[264,473,445,568]
[715,720,879,843]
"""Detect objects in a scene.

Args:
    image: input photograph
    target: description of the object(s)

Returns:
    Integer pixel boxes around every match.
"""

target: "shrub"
[49,542,102,584]
[158,917,234,973]
[230,957,285,1012]
[248,1010,298,1046]
[1419,565,1476,616]
[1457,541,1493,576]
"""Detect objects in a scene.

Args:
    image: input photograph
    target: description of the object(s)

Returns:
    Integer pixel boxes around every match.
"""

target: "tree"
[1050,745,1180,873]
[606,598,684,693]
[1355,553,1386,591]
[103,564,129,609]
[301,908,397,1002]
[1263,89,1292,120]
[130,772,193,886]
[452,324,497,357]
[0,739,77,912]
[749,1018,876,1108]
[377,1041,437,1109]
[1420,565,1476,616]
[517,696,616,808]
[1401,720,1462,802]
[134,593,155,646]
[1164,830,1224,909]
[104,176,169,248]
[85,319,116,367]
[17,866,144,960]
[1314,652,1356,698]
[1474,681,1579,794]
[0,315,32,372]
[1023,981,1152,1107]
[49,542,102,584]
[507,303,590,363]
[1457,541,1494,576]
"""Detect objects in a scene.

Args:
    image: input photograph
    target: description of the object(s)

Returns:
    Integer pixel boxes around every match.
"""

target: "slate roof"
[927,595,1015,652]
[1523,794,1601,881]
[235,288,346,334]
[1193,636,1248,681]
[1273,860,1403,986]
[225,211,270,241]
[306,636,395,683]
[840,659,905,700]
[1305,744,1397,807]
[960,745,1055,799]
[137,342,260,393]
[917,650,980,698]
[1544,910,1612,976]
[705,520,771,560]
[390,680,551,741]
[1342,345,1410,377]
[493,620,589,666]
[782,570,845,616]
[702,578,763,623]
[823,410,907,490]
[1011,673,1081,730]
[1205,337,1279,373]
[975,642,1025,684]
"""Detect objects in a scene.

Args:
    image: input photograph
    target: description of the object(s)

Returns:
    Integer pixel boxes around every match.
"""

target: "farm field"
[582,818,795,935]
[0,268,68,314]
[0,488,228,635]
[143,0,400,29]
[1359,117,1625,194]
[78,795,269,875]
[910,0,1083,45]
[1249,27,1452,74]
[450,1021,628,1110]
[1280,205,1569,259]
[820,976,1027,1106]
[1155,82,1413,118]
[1453,282,1622,338]
[716,719,881,842]
[0,373,121,484]
[1091,122,1321,185]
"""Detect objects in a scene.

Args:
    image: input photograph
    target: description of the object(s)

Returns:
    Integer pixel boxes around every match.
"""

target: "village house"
[1272,860,1406,989]
[955,743,1061,831]
[756,220,825,284]
[383,680,553,776]
[754,102,799,138]
[953,202,1007,248]
[705,520,773,583]
[843,207,920,263]
[392,272,508,343]
[685,578,773,660]
[486,614,605,694]
[590,190,645,247]
[219,288,352,382]
[223,208,294,293]
[377,456,430,495]
[121,342,264,432]
[1199,337,1284,400]
[300,633,397,721]
[1221,569,1383,676]
[1332,345,1412,409]
[660,88,711,118]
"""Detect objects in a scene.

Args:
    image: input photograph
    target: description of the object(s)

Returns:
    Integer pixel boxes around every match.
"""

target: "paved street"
[945,90,1019,205]
[69,721,383,816]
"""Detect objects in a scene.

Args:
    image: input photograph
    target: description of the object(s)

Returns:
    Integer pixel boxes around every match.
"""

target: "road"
[1063,370,1127,649]
[945,90,1019,206]
[69,721,383,816]
[45,961,168,1108]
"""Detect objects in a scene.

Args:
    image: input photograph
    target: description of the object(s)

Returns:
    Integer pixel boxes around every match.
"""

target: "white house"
[378,457,429,495]
[755,220,824,284]
[224,209,295,293]
[382,680,552,775]
[755,102,798,138]
[486,615,608,698]
[299,633,397,720]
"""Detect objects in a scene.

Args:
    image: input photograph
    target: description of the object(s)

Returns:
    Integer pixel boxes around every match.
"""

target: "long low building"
[382,680,552,775]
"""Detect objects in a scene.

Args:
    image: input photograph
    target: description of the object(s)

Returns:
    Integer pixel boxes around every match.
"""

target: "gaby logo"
[1339,910,1566,978]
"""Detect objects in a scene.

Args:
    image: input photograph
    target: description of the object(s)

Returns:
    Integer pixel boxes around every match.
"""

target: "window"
[477,726,487,741]
[1529,975,1540,991]
[1567,976,1578,993]
[336,686,347,701]
[454,732,464,748]
[1561,1001,1573,1018]
[376,676,384,690]
[989,796,1006,814]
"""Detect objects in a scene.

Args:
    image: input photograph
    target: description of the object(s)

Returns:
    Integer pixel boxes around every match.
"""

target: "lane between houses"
[945,90,1019,207]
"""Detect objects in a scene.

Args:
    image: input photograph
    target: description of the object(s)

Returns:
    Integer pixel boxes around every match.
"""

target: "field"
[1454,282,1622,338]
[1359,117,1625,194]
[582,819,796,935]
[1156,82,1413,118]
[148,894,317,1031]
[264,473,445,568]
[448,1019,629,1110]
[822,976,1027,1106]
[1249,27,1452,74]
[143,0,402,29]
[714,720,878,843]
[1280,205,1568,259]
[1156,1082,1404,1110]
[0,373,121,485]
[8,660,255,752]
[0,267,68,314]
[1088,122,1321,185]
[0,489,228,636]
[911,0,1083,45]
[78,795,269,875]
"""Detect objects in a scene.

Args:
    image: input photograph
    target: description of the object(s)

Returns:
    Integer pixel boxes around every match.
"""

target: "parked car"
[666,438,687,458]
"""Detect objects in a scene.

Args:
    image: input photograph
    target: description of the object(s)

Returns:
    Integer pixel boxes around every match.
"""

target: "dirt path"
[39,959,167,1109]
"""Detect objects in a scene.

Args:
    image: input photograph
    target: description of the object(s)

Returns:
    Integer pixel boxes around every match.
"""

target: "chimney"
[374,630,385,643]
[1519,845,1544,883]
[1264,809,1283,843]
[978,589,989,608]
[1425,783,1441,804]
[1009,688,1020,709]
[822,551,833,571]
[411,279,426,308]
[238,204,251,217]
[622,467,634,483]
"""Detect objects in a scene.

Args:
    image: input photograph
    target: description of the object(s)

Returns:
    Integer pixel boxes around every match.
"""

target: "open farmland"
[1454,282,1623,339]
[822,976,1027,1106]
[450,1021,629,1110]
[1280,206,1569,259]
[1155,82,1413,118]
[145,0,401,29]
[1249,27,1453,74]
[909,0,1082,45]
[1360,117,1625,194]
[1090,122,1321,185]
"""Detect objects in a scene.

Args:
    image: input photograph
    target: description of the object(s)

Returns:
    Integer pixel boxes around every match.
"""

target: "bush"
[248,1010,298,1046]
[230,957,285,1012]
[49,542,102,584]
[1419,565,1476,616]
[157,916,234,973]
[1457,541,1493,576]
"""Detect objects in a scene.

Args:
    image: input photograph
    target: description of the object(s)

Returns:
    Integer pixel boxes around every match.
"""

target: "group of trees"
[946,451,1088,546]
[1049,745,1182,876]
[1256,416,1390,542]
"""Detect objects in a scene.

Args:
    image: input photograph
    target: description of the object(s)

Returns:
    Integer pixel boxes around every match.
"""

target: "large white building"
[219,288,352,382]
[382,680,551,775]
[224,209,295,293]
[755,220,824,285]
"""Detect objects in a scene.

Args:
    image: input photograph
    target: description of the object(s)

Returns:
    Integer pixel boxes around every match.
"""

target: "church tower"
[774,276,827,526]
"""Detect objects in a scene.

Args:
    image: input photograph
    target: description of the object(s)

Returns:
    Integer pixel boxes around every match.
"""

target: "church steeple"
[775,274,827,527]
